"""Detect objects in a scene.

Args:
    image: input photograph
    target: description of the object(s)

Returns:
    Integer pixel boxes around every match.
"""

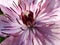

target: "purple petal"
[36,7,60,23]
[0,36,20,45]
[0,5,19,20]
[18,0,38,11]
[0,15,21,36]
[35,0,60,18]
[34,20,60,45]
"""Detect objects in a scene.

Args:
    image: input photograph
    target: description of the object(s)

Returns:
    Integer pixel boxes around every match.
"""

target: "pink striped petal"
[0,36,14,45]
[0,36,20,45]
[34,21,60,45]
[0,15,21,36]
[0,5,19,20]
[36,7,60,23]
[18,0,37,11]
[36,0,60,16]
[0,30,34,45]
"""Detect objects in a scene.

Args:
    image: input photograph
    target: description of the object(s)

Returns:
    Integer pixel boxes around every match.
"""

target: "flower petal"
[35,0,60,17]
[36,7,60,23]
[34,21,60,45]
[18,0,38,11]
[40,0,58,13]
[0,30,36,45]
[0,5,19,19]
[0,36,20,45]
[0,36,14,45]
[0,15,22,36]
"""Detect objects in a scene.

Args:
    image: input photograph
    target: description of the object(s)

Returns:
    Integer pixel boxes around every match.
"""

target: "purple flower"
[0,0,60,45]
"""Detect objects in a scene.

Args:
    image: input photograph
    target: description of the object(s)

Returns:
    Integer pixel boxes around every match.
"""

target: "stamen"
[21,10,34,27]
[16,18,21,24]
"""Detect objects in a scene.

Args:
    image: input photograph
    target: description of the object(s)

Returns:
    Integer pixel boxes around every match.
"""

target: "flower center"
[21,10,34,27]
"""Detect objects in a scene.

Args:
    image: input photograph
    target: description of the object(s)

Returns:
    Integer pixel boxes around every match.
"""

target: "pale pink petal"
[18,0,37,11]
[0,5,19,19]
[11,1,22,15]
[34,20,60,45]
[0,36,14,45]
[0,15,21,36]
[0,30,33,45]
[40,0,55,13]
[36,7,60,23]
[0,36,20,45]
[36,0,60,16]
[36,0,60,22]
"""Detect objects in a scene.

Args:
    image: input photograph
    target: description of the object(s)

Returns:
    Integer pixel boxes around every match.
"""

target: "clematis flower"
[0,0,60,45]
